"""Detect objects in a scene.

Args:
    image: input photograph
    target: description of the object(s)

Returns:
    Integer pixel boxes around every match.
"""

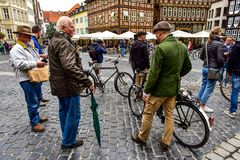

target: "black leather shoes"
[61,139,84,150]
[131,133,146,146]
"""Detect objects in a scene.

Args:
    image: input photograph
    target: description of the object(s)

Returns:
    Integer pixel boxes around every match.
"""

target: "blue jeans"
[230,74,240,113]
[58,96,81,146]
[19,81,41,126]
[36,82,43,101]
[197,67,217,105]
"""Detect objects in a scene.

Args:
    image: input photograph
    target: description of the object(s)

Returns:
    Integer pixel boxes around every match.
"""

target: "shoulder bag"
[28,65,49,83]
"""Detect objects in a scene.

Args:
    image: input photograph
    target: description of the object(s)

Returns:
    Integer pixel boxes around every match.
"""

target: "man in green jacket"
[132,21,192,151]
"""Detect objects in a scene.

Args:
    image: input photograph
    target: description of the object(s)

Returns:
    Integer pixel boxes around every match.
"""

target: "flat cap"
[135,31,147,37]
[153,21,172,33]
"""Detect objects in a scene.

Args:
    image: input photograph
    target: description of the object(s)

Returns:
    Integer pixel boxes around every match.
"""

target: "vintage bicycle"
[128,70,211,148]
[80,56,133,97]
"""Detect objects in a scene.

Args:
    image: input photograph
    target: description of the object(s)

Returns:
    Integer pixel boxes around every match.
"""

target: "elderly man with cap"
[131,21,192,151]
[129,31,150,85]
[9,26,48,132]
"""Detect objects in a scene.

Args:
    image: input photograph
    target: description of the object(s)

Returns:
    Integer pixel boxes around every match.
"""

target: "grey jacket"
[9,42,39,82]
[200,36,224,69]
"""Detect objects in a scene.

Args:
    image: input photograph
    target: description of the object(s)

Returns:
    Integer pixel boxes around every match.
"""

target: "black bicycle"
[81,56,133,97]
[128,71,210,148]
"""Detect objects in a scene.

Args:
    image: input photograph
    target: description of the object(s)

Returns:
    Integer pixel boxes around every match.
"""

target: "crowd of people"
[6,15,240,152]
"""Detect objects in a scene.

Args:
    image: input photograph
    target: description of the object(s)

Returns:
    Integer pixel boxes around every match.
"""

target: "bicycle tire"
[220,77,240,103]
[114,72,133,97]
[192,52,197,60]
[80,70,97,97]
[173,101,209,148]
[128,85,144,118]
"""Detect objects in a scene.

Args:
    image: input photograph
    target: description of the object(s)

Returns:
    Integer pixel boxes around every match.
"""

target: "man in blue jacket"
[91,39,107,80]
[31,25,49,106]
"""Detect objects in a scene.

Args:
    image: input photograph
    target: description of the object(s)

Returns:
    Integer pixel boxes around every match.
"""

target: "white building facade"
[206,0,229,32]
[27,0,35,28]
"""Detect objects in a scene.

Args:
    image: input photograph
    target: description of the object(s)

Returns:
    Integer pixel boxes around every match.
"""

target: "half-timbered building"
[156,0,211,33]
[225,0,240,41]
[85,0,154,33]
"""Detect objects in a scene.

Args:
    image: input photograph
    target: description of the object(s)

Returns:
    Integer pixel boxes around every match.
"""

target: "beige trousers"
[134,68,148,86]
[138,96,176,145]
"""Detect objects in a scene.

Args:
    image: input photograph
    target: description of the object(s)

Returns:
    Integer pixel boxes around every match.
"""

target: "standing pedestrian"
[131,21,192,151]
[9,26,48,132]
[31,25,49,106]
[196,27,224,112]
[224,41,240,117]
[130,31,150,85]
[48,16,95,150]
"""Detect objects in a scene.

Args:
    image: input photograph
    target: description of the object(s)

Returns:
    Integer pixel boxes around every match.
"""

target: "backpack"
[89,45,97,60]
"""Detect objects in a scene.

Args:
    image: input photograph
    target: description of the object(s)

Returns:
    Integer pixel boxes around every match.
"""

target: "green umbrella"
[90,92,101,147]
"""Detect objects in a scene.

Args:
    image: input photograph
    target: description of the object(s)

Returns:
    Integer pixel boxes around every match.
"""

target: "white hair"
[56,16,72,31]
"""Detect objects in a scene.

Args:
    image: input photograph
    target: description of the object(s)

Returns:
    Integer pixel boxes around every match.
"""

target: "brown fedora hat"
[13,25,34,36]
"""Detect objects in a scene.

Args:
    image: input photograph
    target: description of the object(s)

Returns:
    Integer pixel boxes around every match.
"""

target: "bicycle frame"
[88,58,120,89]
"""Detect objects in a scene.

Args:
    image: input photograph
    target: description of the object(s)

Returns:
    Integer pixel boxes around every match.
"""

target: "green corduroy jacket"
[144,35,192,97]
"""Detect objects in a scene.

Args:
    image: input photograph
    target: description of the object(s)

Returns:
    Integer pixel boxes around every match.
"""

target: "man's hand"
[143,93,150,102]
[37,61,46,68]
[40,53,48,59]
[88,84,95,92]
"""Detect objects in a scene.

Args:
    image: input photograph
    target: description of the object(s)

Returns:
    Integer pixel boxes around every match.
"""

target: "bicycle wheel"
[220,77,240,103]
[114,72,133,97]
[128,85,144,118]
[173,101,209,148]
[192,51,197,60]
[80,70,97,97]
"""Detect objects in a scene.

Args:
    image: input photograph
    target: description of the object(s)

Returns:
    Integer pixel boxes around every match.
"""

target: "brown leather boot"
[40,116,48,123]
[32,124,45,132]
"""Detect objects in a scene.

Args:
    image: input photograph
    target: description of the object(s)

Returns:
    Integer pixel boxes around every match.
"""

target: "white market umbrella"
[118,31,135,39]
[98,30,119,39]
[146,32,156,39]
[172,30,194,38]
[193,31,209,38]
[89,32,102,39]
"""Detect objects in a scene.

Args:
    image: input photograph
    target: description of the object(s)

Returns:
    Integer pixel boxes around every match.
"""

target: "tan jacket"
[48,31,92,97]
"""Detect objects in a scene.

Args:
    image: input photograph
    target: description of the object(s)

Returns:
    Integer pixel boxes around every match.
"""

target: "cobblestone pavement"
[0,53,239,160]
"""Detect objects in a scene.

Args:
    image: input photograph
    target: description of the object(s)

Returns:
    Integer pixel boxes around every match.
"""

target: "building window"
[147,12,151,22]
[81,28,84,34]
[223,7,228,16]
[7,29,13,39]
[222,20,227,28]
[85,28,88,33]
[236,0,240,11]
[163,7,167,17]
[196,8,201,18]
[187,9,191,18]
[85,16,88,22]
[80,17,83,23]
[191,8,195,18]
[76,18,79,24]
[168,7,172,17]
[123,11,129,21]
[131,11,136,22]
[76,29,79,34]
[173,7,177,17]
[200,9,205,18]
[139,12,144,22]
[234,16,240,27]
[183,8,187,18]
[2,8,10,19]
[214,20,220,26]
[140,0,145,3]
[211,9,214,18]
[105,11,108,23]
[229,1,235,13]
[225,29,231,36]
[228,17,234,27]
[237,29,240,41]
[178,8,182,17]
[215,8,221,17]
[232,29,237,40]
